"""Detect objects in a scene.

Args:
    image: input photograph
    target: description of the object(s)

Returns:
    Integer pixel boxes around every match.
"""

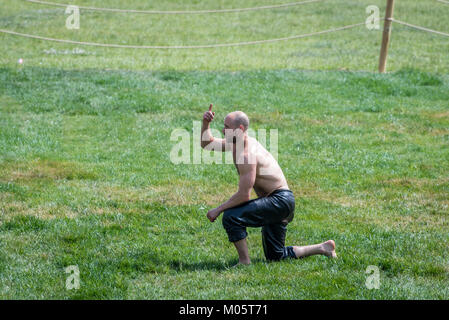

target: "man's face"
[222,115,233,136]
[223,115,243,143]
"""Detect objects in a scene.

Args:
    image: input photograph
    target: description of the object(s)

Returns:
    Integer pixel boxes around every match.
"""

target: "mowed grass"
[0,67,448,299]
[0,0,448,300]
[0,0,449,72]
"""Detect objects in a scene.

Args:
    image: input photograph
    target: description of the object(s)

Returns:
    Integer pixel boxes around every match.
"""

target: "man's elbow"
[238,191,251,202]
[200,141,208,149]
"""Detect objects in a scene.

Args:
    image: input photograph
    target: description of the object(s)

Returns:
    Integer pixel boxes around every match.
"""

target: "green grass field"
[0,0,448,299]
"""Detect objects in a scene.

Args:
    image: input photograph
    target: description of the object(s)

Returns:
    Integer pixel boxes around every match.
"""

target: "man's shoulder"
[235,152,257,171]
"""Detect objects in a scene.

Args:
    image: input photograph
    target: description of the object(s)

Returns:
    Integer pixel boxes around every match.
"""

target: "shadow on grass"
[167,258,267,271]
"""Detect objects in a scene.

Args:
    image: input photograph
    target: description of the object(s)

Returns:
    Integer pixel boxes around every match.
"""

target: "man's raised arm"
[201,104,227,151]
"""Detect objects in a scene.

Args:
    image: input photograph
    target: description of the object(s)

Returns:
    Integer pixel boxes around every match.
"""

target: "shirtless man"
[201,105,337,266]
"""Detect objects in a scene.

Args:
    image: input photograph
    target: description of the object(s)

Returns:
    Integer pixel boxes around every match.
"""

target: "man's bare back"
[233,136,289,198]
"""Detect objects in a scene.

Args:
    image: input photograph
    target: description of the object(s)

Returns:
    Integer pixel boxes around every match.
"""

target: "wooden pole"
[378,0,395,73]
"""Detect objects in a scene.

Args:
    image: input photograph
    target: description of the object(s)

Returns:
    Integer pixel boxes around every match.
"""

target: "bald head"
[226,111,249,131]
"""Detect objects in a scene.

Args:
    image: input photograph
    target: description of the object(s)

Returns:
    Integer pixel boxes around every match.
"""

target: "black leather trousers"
[222,189,297,261]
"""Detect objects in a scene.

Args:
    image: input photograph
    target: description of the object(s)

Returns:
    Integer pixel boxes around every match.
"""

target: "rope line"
[0,22,366,49]
[23,0,325,14]
[1,18,447,49]
[436,0,449,5]
[390,18,449,37]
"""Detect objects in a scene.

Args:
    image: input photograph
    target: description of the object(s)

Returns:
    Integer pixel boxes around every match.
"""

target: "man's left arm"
[207,162,256,222]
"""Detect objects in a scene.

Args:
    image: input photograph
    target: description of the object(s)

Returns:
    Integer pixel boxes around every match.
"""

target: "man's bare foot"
[232,260,251,268]
[322,240,337,258]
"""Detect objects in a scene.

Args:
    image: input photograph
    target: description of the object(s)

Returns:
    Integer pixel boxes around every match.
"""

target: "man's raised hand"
[203,104,215,123]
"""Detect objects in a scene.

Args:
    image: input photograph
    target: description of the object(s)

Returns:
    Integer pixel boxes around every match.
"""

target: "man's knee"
[264,247,297,261]
[222,210,233,230]
[264,250,284,261]
[222,210,247,243]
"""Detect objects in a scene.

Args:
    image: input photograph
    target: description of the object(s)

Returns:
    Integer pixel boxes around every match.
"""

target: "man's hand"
[203,104,215,123]
[207,207,221,222]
